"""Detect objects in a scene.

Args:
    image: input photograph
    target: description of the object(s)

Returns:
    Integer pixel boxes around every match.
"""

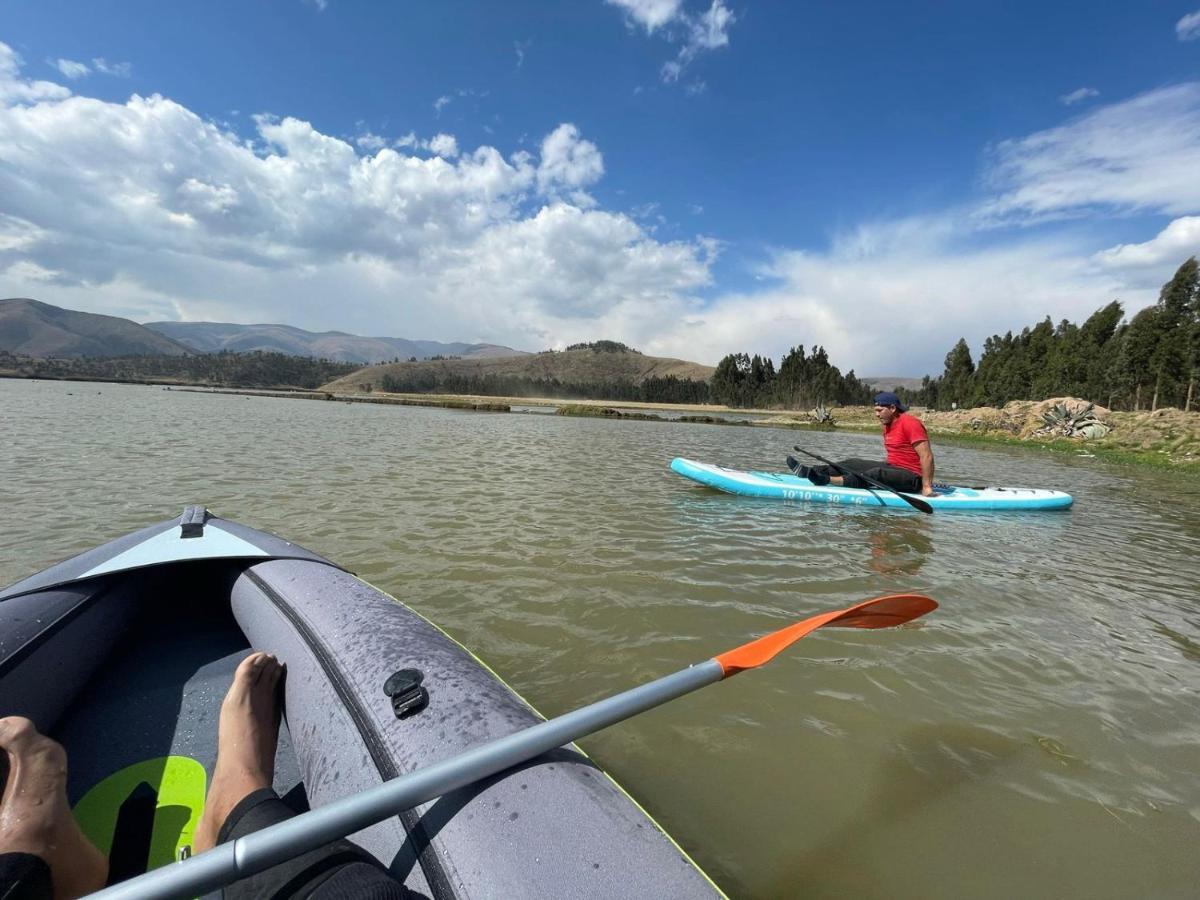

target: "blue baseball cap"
[873,391,909,412]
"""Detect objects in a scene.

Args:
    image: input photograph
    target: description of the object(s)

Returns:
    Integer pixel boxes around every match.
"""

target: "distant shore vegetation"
[0,349,359,389]
[379,370,710,404]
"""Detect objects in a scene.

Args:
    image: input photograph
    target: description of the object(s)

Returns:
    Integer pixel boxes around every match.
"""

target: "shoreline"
[7,375,1197,472]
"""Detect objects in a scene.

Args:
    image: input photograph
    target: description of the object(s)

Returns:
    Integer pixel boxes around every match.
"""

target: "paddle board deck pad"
[671,458,1073,511]
[0,508,723,898]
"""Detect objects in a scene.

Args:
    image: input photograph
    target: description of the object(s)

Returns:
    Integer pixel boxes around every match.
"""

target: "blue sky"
[2,1,1199,375]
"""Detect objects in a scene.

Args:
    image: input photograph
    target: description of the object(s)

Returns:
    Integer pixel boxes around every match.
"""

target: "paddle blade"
[714,594,937,677]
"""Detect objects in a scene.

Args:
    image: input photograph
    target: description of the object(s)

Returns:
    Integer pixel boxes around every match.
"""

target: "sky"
[1,1,1199,376]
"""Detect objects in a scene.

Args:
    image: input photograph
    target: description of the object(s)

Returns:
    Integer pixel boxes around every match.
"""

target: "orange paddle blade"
[714,593,937,677]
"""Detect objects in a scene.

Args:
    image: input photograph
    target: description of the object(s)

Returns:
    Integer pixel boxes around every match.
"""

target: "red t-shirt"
[882,413,929,475]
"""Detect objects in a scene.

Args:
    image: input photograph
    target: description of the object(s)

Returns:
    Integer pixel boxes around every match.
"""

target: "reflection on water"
[863,515,933,575]
[2,379,1199,899]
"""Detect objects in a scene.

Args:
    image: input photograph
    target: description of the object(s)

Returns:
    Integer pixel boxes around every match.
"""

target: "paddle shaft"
[793,446,933,514]
[90,661,725,900]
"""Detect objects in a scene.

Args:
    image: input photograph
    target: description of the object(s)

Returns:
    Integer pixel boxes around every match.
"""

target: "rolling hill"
[322,346,715,393]
[0,298,193,358]
[145,320,526,364]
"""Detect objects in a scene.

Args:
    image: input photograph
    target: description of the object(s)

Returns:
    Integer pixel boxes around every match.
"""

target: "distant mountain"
[0,298,193,358]
[323,346,715,393]
[144,321,527,364]
[862,375,927,391]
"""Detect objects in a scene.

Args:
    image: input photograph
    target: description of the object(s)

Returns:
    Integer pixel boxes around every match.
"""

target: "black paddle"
[790,446,934,515]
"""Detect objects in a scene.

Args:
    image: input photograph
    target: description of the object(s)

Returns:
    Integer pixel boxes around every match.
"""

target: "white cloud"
[514,39,531,68]
[535,124,603,197]
[606,0,684,32]
[355,132,385,151]
[1059,86,1098,105]
[608,0,735,84]
[52,58,91,80]
[638,219,1164,374]
[662,0,735,82]
[1177,10,1200,41]
[1092,216,1200,271]
[92,58,132,78]
[427,133,459,158]
[979,82,1200,224]
[0,44,70,104]
[0,41,709,350]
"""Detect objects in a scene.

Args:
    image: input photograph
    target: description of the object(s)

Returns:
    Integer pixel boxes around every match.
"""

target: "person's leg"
[859,465,922,493]
[194,651,284,852]
[788,457,878,487]
[199,652,413,899]
[0,716,108,899]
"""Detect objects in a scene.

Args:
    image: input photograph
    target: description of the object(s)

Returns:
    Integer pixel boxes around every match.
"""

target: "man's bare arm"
[914,440,935,496]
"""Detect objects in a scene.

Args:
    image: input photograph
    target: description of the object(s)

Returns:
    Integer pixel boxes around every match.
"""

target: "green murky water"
[2,379,1198,898]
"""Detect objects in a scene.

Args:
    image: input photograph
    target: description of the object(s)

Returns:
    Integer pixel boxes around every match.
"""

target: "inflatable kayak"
[0,508,723,898]
[671,458,1073,511]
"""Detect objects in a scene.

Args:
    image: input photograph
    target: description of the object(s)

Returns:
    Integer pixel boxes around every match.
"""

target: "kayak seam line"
[245,567,457,900]
[0,577,115,682]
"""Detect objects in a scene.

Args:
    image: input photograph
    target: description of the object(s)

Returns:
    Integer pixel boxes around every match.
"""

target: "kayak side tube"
[233,558,723,899]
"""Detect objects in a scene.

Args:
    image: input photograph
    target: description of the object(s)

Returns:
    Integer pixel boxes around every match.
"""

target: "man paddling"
[787,391,935,496]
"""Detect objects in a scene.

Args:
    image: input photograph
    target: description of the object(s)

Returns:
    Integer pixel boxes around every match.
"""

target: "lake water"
[2,379,1198,898]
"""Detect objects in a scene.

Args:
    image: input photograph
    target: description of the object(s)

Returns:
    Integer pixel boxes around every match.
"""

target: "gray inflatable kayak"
[0,507,723,898]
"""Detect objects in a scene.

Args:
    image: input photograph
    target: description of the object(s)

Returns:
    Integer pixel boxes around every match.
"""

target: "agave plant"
[810,404,836,425]
[1036,401,1111,439]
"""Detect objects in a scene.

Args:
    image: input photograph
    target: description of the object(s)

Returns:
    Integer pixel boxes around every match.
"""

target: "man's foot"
[194,652,285,853]
[787,457,829,485]
[0,716,108,898]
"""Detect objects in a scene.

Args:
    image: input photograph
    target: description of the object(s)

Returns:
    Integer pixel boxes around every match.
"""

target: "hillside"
[145,320,526,364]
[322,346,715,393]
[0,298,193,358]
[863,375,925,391]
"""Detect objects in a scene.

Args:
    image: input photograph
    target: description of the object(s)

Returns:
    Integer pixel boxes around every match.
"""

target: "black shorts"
[218,788,415,900]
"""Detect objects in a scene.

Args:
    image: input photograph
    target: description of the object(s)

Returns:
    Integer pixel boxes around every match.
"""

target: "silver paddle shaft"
[90,659,725,900]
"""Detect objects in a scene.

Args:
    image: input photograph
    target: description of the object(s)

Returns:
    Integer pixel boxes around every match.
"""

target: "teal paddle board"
[670,458,1073,511]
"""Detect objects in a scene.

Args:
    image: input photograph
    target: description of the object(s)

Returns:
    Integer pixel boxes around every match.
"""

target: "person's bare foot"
[0,716,108,898]
[194,652,285,853]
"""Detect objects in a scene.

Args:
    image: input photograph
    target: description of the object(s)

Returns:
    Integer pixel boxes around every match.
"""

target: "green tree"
[1149,257,1198,409]
[940,338,975,409]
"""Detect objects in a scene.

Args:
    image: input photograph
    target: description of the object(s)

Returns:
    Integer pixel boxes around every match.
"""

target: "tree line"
[709,345,874,409]
[902,257,1200,412]
[0,349,359,389]
[378,370,710,403]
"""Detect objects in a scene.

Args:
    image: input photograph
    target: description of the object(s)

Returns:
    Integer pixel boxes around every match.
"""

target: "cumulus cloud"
[355,131,386,151]
[607,0,684,32]
[1177,10,1200,41]
[1059,86,1098,105]
[978,82,1200,224]
[637,217,1168,375]
[0,41,710,347]
[52,58,90,80]
[426,133,459,158]
[1092,216,1200,271]
[608,0,735,83]
[0,44,70,104]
